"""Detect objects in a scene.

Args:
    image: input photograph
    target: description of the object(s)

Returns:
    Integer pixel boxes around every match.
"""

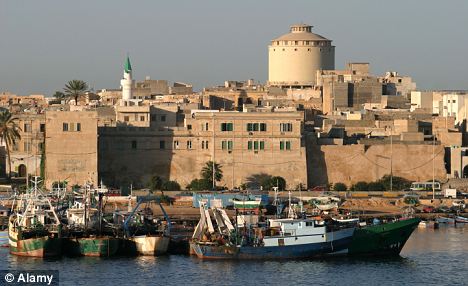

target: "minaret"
[120,56,134,101]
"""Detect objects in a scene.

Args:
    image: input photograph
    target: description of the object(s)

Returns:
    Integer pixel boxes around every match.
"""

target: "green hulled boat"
[8,177,63,258]
[8,219,62,258]
[348,217,420,256]
[66,236,120,257]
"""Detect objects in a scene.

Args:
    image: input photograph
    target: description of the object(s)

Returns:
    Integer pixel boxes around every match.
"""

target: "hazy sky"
[1,0,467,96]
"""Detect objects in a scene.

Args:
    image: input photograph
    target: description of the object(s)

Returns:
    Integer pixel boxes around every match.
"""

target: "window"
[23,123,32,133]
[202,122,209,131]
[187,124,192,130]
[280,123,293,132]
[202,140,209,149]
[76,123,81,132]
[63,123,69,132]
[161,115,166,122]
[247,140,264,151]
[187,140,192,149]
[280,141,292,150]
[159,140,165,149]
[247,123,265,132]
[221,122,233,131]
[24,142,31,152]
[221,140,233,150]
[140,116,145,121]
[174,141,179,149]
[151,114,157,121]
[124,116,129,122]
[131,140,137,149]
[40,124,45,132]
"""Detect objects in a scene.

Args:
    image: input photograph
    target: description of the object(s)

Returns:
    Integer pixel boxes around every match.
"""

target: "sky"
[1,0,467,96]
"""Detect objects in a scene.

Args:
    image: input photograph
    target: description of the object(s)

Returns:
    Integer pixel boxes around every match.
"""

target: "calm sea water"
[1,225,467,286]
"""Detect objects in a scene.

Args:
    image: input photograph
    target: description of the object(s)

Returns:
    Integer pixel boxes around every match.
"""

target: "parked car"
[423,206,436,213]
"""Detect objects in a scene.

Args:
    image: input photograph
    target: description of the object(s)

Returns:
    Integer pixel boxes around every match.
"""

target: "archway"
[463,165,468,178]
[18,164,27,177]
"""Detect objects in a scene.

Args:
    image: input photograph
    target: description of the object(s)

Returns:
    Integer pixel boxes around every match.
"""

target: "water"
[1,226,467,286]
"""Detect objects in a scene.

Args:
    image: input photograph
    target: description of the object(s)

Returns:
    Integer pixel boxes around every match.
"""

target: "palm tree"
[201,161,223,189]
[63,80,89,105]
[52,91,66,101]
[0,109,21,178]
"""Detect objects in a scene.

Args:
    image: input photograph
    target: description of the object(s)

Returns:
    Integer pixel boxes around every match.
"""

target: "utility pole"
[390,127,393,192]
[432,117,436,200]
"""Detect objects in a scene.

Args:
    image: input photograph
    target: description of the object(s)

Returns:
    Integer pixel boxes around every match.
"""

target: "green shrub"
[333,183,347,192]
[351,181,369,192]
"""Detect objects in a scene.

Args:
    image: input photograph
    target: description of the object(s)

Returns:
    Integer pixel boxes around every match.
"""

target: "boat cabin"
[268,218,325,237]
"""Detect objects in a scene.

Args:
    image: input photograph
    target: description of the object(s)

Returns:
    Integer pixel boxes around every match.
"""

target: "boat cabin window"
[306,221,313,227]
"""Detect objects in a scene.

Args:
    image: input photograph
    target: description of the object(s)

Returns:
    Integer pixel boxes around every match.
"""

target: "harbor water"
[0,225,466,286]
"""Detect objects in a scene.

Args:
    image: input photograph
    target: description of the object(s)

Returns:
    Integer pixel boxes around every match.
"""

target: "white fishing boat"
[435,217,455,224]
[455,216,468,223]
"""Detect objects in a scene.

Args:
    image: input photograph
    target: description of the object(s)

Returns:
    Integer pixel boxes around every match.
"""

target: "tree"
[379,175,411,191]
[368,181,385,191]
[187,178,212,191]
[148,175,163,192]
[64,80,89,105]
[52,91,66,101]
[0,109,21,178]
[333,183,347,192]
[351,181,369,192]
[268,176,286,191]
[161,180,181,192]
[200,161,223,188]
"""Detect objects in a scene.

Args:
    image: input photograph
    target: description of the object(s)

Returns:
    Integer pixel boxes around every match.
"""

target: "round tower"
[120,56,134,101]
[268,24,335,87]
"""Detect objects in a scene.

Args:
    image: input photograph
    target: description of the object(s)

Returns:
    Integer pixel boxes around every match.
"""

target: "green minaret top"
[124,56,132,73]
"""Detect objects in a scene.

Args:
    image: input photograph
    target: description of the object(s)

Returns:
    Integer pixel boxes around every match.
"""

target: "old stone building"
[98,109,307,190]
[7,113,45,178]
[44,111,98,188]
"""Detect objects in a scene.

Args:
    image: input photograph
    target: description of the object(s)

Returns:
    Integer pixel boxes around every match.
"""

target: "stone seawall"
[307,143,446,187]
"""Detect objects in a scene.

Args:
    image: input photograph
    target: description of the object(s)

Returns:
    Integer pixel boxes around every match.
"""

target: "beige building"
[44,111,98,188]
[99,110,307,189]
[8,113,46,178]
[268,24,335,87]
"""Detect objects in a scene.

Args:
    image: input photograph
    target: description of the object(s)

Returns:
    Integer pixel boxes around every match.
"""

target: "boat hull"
[190,231,353,260]
[9,235,62,258]
[348,218,420,256]
[66,237,119,257]
[131,235,170,256]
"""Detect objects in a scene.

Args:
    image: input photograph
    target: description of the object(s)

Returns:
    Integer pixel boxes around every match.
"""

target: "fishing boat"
[64,183,119,257]
[232,199,261,213]
[348,217,420,256]
[190,204,355,260]
[418,220,439,229]
[455,216,468,223]
[8,177,62,257]
[120,196,171,256]
[436,217,455,224]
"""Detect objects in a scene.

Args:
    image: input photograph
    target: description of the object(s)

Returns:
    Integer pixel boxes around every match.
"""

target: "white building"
[268,24,335,87]
[441,93,468,126]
